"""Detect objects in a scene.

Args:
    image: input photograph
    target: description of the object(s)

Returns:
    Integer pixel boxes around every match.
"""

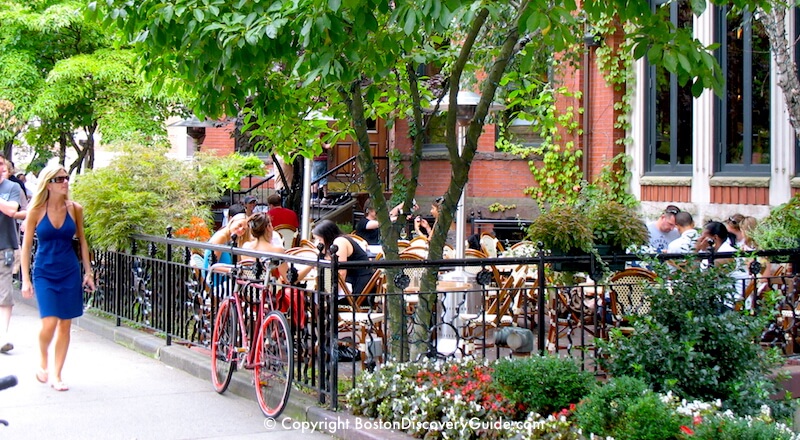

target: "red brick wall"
[710,186,769,205]
[200,123,236,157]
[641,185,692,203]
[551,30,626,182]
[394,123,532,198]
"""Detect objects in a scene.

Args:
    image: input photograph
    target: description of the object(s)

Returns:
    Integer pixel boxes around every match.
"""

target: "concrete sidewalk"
[3,294,410,440]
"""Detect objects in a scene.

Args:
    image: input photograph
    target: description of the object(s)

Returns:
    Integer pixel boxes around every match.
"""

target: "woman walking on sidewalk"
[20,164,94,392]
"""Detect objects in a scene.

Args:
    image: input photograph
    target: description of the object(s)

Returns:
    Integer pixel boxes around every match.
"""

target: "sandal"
[35,368,48,384]
[51,381,69,392]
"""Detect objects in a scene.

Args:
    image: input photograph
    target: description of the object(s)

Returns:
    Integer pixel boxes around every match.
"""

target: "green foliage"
[0,1,182,170]
[498,86,584,211]
[526,204,593,253]
[575,376,650,435]
[337,223,353,234]
[750,195,800,254]
[586,200,648,251]
[492,355,596,415]
[576,376,685,439]
[388,148,410,208]
[487,202,516,213]
[195,152,265,192]
[584,153,638,208]
[597,260,793,419]
[689,412,799,439]
[71,145,219,250]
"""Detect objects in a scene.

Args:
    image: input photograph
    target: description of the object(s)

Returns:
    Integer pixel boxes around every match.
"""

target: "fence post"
[165,227,173,346]
[536,242,547,355]
[328,244,339,410]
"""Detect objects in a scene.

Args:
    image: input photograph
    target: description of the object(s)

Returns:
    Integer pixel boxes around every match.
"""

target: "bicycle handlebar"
[0,375,17,392]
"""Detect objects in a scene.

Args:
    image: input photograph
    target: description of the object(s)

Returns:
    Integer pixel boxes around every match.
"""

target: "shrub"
[526,205,593,253]
[597,260,793,419]
[574,376,650,435]
[72,145,219,250]
[688,411,799,439]
[576,377,685,439]
[492,355,595,415]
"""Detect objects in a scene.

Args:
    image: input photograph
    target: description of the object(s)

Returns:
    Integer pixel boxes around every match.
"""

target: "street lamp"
[301,110,335,242]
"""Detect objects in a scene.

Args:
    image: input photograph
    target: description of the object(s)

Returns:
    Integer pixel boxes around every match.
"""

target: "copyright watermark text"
[264,416,545,434]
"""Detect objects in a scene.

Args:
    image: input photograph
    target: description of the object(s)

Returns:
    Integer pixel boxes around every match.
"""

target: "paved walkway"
[0,294,410,440]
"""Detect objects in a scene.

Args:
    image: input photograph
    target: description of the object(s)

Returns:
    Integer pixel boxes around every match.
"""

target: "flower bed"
[346,357,799,440]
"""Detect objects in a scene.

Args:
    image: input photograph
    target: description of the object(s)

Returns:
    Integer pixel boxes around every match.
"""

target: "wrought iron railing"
[83,232,800,411]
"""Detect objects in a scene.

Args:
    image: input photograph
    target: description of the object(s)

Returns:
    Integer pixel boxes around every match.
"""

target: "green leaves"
[72,146,219,251]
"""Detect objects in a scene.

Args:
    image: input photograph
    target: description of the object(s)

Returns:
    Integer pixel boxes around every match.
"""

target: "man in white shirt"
[666,211,699,254]
[647,205,681,252]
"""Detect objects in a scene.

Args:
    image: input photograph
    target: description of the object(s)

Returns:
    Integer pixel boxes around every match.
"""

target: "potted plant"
[750,196,800,262]
[526,205,593,272]
[588,201,649,253]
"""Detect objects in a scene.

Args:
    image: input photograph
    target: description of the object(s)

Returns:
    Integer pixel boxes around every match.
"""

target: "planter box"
[552,245,626,273]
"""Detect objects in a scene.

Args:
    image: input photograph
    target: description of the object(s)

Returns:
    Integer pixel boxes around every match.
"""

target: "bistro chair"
[458,273,525,348]
[273,224,299,249]
[606,267,658,336]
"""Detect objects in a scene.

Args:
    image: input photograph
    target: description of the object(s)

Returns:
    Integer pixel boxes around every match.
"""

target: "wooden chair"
[273,224,299,249]
[459,273,525,347]
[463,248,489,277]
[397,239,410,253]
[333,269,387,367]
[400,246,428,259]
[606,267,658,335]
[299,238,317,249]
[347,234,369,252]
[442,244,455,259]
[407,236,429,250]
[479,233,504,258]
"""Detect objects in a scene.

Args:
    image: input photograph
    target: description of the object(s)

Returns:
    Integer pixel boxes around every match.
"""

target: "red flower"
[693,416,702,425]
[569,403,576,411]
[680,425,695,435]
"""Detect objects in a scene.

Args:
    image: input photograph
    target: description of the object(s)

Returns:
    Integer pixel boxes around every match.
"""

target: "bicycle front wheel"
[211,299,237,393]
[254,310,293,418]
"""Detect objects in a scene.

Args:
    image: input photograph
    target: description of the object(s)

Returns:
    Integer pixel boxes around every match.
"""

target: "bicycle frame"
[228,264,277,370]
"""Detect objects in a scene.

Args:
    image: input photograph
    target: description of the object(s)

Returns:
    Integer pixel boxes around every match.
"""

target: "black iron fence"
[83,232,800,411]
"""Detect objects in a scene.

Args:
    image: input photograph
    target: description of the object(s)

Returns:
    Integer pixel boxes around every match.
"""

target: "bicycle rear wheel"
[254,310,293,418]
[211,299,237,393]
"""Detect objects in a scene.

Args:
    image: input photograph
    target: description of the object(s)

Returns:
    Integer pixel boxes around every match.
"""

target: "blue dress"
[34,212,83,319]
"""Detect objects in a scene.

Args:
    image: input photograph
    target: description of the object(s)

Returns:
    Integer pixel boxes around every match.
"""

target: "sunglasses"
[48,176,69,183]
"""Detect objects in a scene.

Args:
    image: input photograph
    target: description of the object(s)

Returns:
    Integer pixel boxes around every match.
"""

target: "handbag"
[72,237,81,259]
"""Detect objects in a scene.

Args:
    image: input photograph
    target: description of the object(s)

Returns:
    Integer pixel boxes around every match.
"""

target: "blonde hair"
[29,164,69,210]
[740,216,758,249]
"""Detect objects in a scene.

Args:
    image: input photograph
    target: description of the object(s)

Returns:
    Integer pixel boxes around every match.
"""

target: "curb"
[68,308,412,440]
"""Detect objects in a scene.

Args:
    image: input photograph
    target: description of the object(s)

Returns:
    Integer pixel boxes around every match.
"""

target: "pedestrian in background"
[0,153,21,355]
[20,163,95,391]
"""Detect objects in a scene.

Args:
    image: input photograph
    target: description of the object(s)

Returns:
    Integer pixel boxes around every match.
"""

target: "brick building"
[178,6,799,227]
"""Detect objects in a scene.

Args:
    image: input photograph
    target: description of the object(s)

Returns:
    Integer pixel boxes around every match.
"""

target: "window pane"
[751,17,771,165]
[676,1,694,165]
[655,66,671,165]
[726,12,745,165]
[722,9,770,168]
[650,0,693,170]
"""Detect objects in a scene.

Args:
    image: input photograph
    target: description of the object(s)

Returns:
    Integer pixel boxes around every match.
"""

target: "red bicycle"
[210,259,293,418]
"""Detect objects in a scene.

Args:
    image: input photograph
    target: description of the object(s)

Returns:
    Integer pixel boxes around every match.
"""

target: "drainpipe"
[583,30,602,181]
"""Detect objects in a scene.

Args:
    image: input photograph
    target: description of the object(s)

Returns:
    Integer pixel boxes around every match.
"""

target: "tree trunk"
[758,5,800,140]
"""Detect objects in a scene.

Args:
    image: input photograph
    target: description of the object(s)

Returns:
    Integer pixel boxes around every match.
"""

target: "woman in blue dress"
[20,164,94,392]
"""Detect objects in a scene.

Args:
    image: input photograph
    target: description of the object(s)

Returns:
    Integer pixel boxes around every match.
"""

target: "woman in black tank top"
[312,220,374,303]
